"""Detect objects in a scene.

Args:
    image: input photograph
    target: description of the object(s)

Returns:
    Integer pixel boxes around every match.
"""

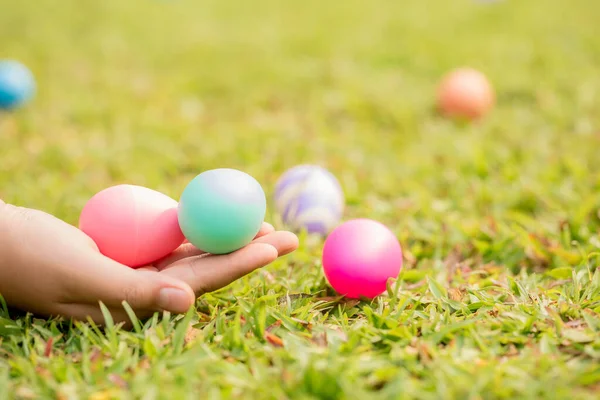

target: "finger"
[161,231,298,295]
[154,222,277,270]
[257,222,275,237]
[62,250,196,314]
[161,243,277,295]
[153,243,205,270]
[248,230,298,257]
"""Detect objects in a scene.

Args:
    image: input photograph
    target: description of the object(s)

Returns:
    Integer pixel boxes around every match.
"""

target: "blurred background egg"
[0,60,36,110]
[437,67,495,120]
[79,185,185,268]
[274,164,345,235]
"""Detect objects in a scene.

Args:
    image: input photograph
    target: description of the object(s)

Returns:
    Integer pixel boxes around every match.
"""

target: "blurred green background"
[1,0,600,398]
[2,0,599,231]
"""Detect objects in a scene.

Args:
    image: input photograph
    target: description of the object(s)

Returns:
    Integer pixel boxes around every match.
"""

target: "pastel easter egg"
[79,185,185,268]
[437,67,495,120]
[178,168,267,254]
[274,165,344,235]
[322,219,403,299]
[0,60,36,110]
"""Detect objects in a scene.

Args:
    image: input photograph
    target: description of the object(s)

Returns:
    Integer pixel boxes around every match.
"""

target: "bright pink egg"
[322,219,403,299]
[79,185,185,268]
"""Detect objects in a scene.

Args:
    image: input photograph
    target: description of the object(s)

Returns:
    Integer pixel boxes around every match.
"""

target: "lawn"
[1,0,600,398]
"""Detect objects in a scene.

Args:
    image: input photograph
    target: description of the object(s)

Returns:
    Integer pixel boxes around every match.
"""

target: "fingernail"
[158,288,191,313]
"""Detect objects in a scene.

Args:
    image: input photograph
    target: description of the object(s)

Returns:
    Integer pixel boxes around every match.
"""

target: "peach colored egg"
[437,67,495,120]
[79,184,185,268]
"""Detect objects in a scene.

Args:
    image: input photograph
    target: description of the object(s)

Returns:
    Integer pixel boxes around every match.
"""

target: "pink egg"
[322,219,403,299]
[79,184,185,268]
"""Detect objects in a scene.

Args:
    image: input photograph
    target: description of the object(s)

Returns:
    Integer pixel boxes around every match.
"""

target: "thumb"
[66,251,196,314]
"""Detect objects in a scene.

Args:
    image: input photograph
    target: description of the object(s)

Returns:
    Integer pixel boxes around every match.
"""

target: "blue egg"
[274,165,344,235]
[0,60,36,110]
[178,168,267,254]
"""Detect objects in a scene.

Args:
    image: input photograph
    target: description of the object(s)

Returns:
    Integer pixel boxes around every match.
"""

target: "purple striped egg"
[274,165,344,235]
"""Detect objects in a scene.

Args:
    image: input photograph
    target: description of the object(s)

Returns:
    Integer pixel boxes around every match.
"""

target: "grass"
[1,0,600,398]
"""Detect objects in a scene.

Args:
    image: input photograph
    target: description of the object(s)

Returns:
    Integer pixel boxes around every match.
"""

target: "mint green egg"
[178,168,266,254]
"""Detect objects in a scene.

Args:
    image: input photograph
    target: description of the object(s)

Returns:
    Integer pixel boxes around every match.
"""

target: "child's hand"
[0,201,298,324]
